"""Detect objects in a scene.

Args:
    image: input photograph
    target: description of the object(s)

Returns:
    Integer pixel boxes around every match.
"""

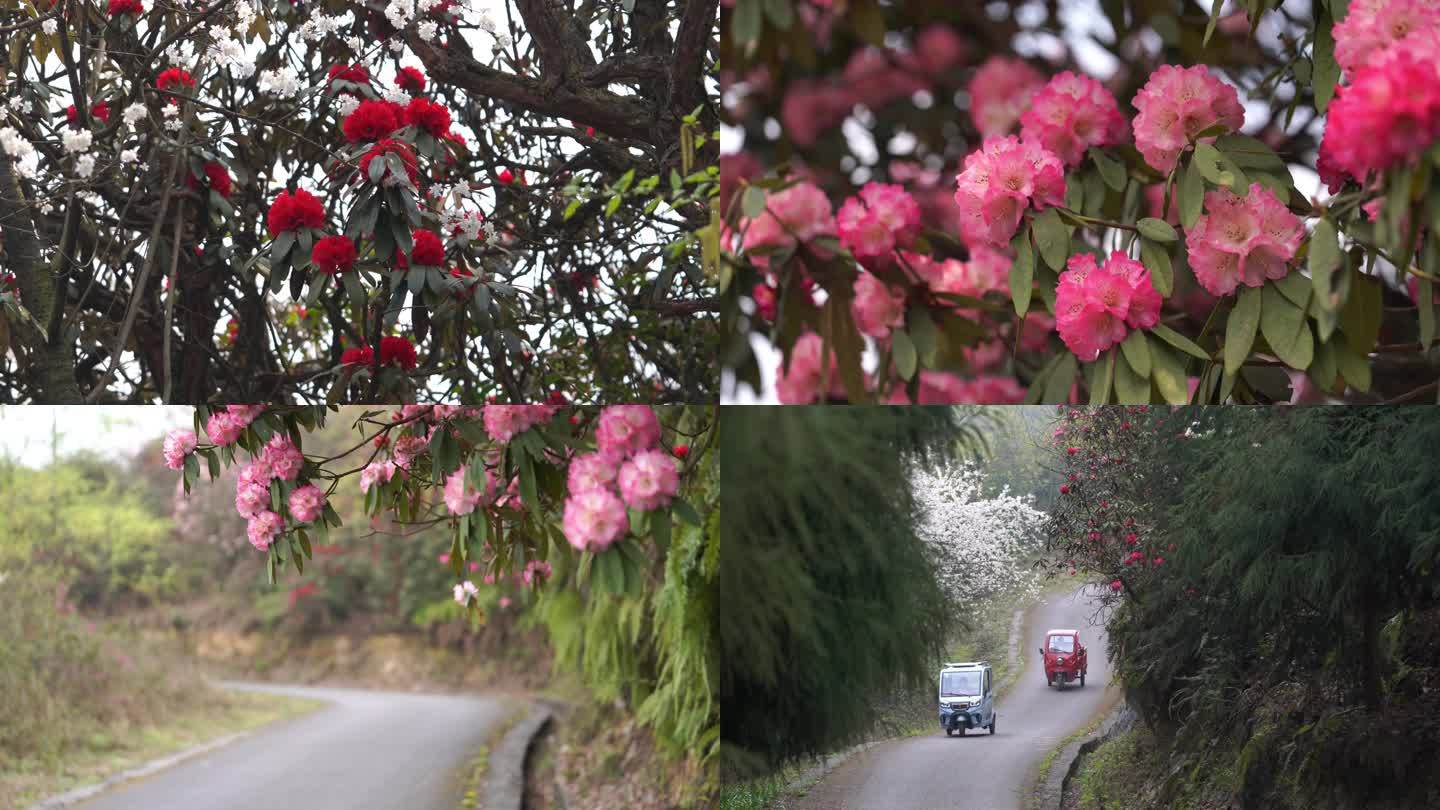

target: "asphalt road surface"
[794,586,1114,810]
[72,682,511,810]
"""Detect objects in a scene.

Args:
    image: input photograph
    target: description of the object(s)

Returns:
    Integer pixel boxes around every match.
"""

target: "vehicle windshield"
[1047,635,1075,653]
[940,671,981,697]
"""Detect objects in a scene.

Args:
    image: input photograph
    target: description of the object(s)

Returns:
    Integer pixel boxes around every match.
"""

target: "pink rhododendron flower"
[1132,64,1245,174]
[617,449,681,511]
[235,481,270,519]
[835,183,921,266]
[1110,579,1123,592]
[359,460,396,492]
[1144,184,1182,226]
[954,136,1065,247]
[968,56,1044,138]
[453,580,479,604]
[851,272,907,339]
[1332,0,1440,76]
[246,510,284,551]
[261,434,304,481]
[776,331,840,405]
[561,488,629,551]
[162,429,197,470]
[391,434,428,469]
[1054,252,1160,361]
[1019,71,1129,167]
[740,181,837,264]
[1185,184,1302,297]
[482,404,556,443]
[886,372,1026,403]
[567,452,618,494]
[288,483,326,523]
[443,468,495,515]
[595,405,661,459]
[522,560,552,586]
[1318,35,1440,186]
[205,410,245,446]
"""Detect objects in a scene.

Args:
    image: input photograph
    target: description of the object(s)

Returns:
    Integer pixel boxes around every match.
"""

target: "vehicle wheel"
[945,728,953,737]
[1046,675,1052,687]
[1080,673,1086,687]
[989,717,996,735]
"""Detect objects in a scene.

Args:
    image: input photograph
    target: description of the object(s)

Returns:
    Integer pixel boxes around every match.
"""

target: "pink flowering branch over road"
[720,1,1440,404]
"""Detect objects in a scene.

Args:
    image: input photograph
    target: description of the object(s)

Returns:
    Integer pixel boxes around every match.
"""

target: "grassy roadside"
[456,702,529,810]
[0,689,323,809]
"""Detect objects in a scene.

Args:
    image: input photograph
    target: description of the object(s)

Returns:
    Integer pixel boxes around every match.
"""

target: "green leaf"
[672,498,703,526]
[1203,0,1224,47]
[823,290,867,402]
[1308,338,1340,392]
[605,194,622,218]
[1149,341,1190,404]
[731,0,763,45]
[1340,271,1383,354]
[1151,322,1210,361]
[1089,349,1115,404]
[1333,332,1372,392]
[1032,208,1070,270]
[1192,143,1248,193]
[1178,157,1205,230]
[1089,148,1127,192]
[272,229,295,261]
[1224,286,1262,375]
[908,307,939,367]
[1261,282,1315,369]
[518,451,543,527]
[1137,218,1178,243]
[563,199,583,220]
[892,328,918,380]
[1421,248,1439,348]
[1010,227,1035,317]
[1042,351,1078,404]
[762,0,793,28]
[651,507,672,552]
[1119,329,1151,377]
[741,185,767,219]
[1274,270,1312,309]
[1114,347,1150,403]
[1139,238,1174,297]
[1309,217,1342,308]
[1214,134,1288,171]
[1313,8,1341,114]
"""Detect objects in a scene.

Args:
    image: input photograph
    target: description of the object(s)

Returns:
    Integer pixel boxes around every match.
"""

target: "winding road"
[794,586,1115,810]
[70,682,511,810]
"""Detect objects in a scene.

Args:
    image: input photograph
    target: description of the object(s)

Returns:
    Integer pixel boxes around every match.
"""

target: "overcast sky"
[0,406,192,468]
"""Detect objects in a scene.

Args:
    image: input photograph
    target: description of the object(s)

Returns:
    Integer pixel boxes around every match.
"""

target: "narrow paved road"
[794,586,1114,810]
[73,682,511,810]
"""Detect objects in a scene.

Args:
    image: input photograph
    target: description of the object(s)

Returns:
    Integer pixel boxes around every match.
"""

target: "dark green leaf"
[1114,346,1151,404]
[1149,341,1189,404]
[1139,238,1173,297]
[908,307,939,366]
[1089,349,1115,405]
[1043,351,1077,404]
[892,328,918,380]
[1119,329,1151,378]
[1313,8,1341,114]
[1137,217,1178,243]
[1309,217,1341,309]
[1340,271,1383,354]
[731,0,763,44]
[1261,282,1315,369]
[1032,208,1070,270]
[1151,322,1210,360]
[1089,148,1127,192]
[1010,227,1035,317]
[741,185,767,219]
[1178,157,1205,230]
[1224,286,1262,375]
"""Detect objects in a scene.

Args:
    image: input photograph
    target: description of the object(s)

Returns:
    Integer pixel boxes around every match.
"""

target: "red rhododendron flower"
[342,100,400,144]
[358,138,419,187]
[312,235,358,274]
[187,161,233,198]
[497,168,515,184]
[66,100,110,126]
[381,336,419,369]
[107,0,143,15]
[156,68,195,93]
[1060,484,1070,494]
[404,229,446,267]
[327,64,371,88]
[266,189,326,237]
[403,97,451,137]
[673,444,690,459]
[341,346,373,366]
[396,67,426,93]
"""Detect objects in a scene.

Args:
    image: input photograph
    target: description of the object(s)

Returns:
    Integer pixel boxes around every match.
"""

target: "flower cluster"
[443,467,496,515]
[775,332,842,405]
[396,66,427,93]
[65,100,111,127]
[311,235,358,274]
[204,405,265,447]
[340,335,419,369]
[1318,32,1440,188]
[953,136,1065,247]
[561,405,672,552]
[481,404,558,443]
[342,100,401,143]
[156,67,195,94]
[1184,184,1302,297]
[188,161,233,198]
[887,372,1026,404]
[835,182,921,267]
[1018,72,1128,168]
[968,56,1044,138]
[1131,64,1244,175]
[1055,252,1162,361]
[266,189,325,237]
[162,429,197,470]
[228,433,325,551]
[403,97,451,138]
[1332,0,1440,75]
[851,273,907,339]
[359,138,419,188]
[739,181,836,266]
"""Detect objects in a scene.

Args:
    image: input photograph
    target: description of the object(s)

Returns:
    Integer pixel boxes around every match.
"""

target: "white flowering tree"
[911,459,1047,611]
[0,0,718,403]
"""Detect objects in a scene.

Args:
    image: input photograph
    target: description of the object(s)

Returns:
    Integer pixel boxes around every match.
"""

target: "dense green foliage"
[720,406,985,777]
[1052,408,1440,809]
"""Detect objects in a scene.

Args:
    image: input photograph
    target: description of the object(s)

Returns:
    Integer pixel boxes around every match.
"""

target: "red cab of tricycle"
[1040,629,1087,688]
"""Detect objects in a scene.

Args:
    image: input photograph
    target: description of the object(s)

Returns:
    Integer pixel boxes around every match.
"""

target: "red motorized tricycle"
[1041,628,1087,688]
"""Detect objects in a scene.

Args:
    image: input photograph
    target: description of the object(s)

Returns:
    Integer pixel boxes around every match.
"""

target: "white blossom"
[379,86,410,106]
[418,20,439,42]
[334,95,361,117]
[122,102,147,126]
[912,460,1048,610]
[42,19,57,35]
[74,154,96,179]
[388,39,405,53]
[164,116,183,132]
[62,128,92,154]
[259,67,302,99]
[208,33,254,80]
[120,147,140,164]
